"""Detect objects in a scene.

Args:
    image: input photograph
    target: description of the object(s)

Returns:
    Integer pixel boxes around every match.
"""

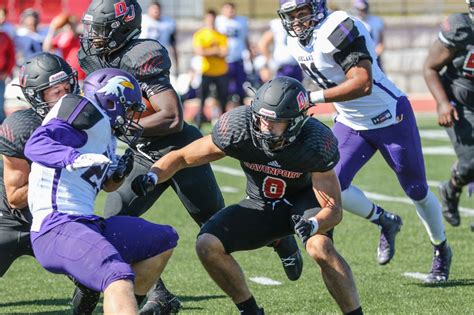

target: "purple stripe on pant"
[332,96,429,201]
[31,215,178,292]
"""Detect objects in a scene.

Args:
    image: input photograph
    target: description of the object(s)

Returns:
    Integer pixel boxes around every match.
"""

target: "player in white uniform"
[216,2,250,106]
[279,0,451,283]
[258,18,303,81]
[25,68,179,313]
[140,1,179,76]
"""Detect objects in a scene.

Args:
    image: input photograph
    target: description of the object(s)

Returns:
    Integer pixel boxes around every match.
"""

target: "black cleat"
[273,235,303,281]
[438,181,461,227]
[376,212,403,265]
[140,279,182,315]
[425,242,452,284]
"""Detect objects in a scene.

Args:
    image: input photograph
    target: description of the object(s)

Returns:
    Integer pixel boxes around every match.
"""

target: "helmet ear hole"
[106,100,115,110]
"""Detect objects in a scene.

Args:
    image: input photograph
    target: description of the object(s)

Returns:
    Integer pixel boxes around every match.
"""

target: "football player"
[0,52,100,314]
[25,68,178,314]
[132,77,363,315]
[278,0,452,283]
[79,1,303,313]
[423,0,474,231]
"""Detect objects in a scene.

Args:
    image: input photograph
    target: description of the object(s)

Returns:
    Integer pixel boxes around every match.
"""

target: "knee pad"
[403,181,429,201]
[452,161,474,187]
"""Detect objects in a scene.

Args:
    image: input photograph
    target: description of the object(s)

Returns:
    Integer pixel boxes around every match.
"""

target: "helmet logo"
[258,108,277,119]
[114,1,136,22]
[281,1,297,11]
[296,91,309,111]
[83,14,93,21]
[49,71,67,83]
[97,76,135,103]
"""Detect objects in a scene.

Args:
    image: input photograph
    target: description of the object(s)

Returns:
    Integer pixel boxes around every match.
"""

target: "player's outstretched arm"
[310,169,343,233]
[3,156,30,209]
[132,135,226,196]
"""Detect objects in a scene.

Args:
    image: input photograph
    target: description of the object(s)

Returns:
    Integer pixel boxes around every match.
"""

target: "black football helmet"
[81,0,142,57]
[19,52,79,118]
[251,76,310,153]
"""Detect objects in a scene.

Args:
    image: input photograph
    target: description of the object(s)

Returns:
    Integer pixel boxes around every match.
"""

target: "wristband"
[308,217,319,235]
[147,171,158,186]
[310,90,325,103]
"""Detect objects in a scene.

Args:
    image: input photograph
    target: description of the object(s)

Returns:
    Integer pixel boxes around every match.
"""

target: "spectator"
[0,6,15,39]
[216,2,251,109]
[192,9,228,129]
[43,12,86,81]
[258,18,303,82]
[140,1,179,76]
[352,0,385,68]
[0,31,15,123]
[14,9,44,65]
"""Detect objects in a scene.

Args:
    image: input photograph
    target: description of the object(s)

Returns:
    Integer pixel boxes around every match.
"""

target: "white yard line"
[419,130,450,141]
[249,277,282,286]
[211,165,474,217]
[402,272,429,281]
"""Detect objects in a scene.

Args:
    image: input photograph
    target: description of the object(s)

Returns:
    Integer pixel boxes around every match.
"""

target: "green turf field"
[0,116,473,314]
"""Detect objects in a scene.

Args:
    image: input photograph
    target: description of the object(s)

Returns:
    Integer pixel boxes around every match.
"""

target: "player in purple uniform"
[132,77,363,315]
[279,0,452,283]
[79,1,303,312]
[424,0,474,231]
[24,68,178,314]
[0,52,100,314]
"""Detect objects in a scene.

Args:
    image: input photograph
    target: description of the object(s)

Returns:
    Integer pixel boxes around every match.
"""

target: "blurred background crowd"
[0,0,468,126]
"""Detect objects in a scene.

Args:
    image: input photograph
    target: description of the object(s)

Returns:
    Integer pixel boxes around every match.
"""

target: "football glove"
[132,172,158,196]
[292,215,319,246]
[111,148,135,182]
[66,153,111,171]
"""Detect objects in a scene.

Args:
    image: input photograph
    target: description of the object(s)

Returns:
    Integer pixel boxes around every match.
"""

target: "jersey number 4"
[263,176,287,199]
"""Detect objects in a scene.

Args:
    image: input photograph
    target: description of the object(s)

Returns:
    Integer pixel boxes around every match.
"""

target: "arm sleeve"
[439,14,472,49]
[24,118,87,169]
[305,120,340,173]
[333,36,372,73]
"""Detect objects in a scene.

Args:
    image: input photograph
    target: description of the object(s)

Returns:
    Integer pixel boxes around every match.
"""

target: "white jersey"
[28,95,117,232]
[287,11,404,130]
[215,15,248,63]
[270,18,298,68]
[140,14,176,48]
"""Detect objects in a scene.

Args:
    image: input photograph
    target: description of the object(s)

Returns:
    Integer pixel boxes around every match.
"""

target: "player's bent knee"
[196,233,226,260]
[305,235,335,264]
[102,261,135,292]
[403,183,429,201]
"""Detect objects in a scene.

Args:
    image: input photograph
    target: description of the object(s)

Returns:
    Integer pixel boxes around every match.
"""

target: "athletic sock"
[236,296,259,314]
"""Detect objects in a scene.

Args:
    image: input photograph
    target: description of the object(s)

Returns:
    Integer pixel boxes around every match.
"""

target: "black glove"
[111,148,134,182]
[131,172,158,197]
[292,215,318,245]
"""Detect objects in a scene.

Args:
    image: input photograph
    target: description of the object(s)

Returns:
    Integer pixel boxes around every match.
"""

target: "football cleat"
[438,181,461,227]
[139,279,182,315]
[273,235,303,281]
[376,212,403,265]
[425,242,452,284]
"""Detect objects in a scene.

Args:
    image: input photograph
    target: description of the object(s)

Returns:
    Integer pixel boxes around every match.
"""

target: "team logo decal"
[49,71,67,83]
[258,108,277,118]
[114,1,136,22]
[296,90,309,111]
[97,76,135,104]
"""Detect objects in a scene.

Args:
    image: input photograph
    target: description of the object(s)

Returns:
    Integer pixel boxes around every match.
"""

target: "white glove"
[66,153,111,171]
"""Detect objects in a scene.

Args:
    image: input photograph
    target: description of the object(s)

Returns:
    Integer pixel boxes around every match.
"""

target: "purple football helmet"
[83,68,145,145]
[278,0,327,43]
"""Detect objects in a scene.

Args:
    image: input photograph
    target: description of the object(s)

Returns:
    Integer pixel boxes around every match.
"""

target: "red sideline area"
[183,95,437,122]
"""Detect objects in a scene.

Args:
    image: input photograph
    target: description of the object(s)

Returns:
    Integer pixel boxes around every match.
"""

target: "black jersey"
[0,109,41,221]
[212,106,339,202]
[439,13,474,106]
[78,38,173,98]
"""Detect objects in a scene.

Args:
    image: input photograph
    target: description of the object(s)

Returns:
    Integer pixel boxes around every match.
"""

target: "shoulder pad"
[212,106,252,151]
[56,94,103,130]
[440,13,473,49]
[327,17,359,51]
[119,39,172,81]
[0,109,41,158]
[315,11,354,53]
[299,118,339,172]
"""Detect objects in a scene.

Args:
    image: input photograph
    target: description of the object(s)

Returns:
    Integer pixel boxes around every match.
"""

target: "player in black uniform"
[132,77,363,315]
[424,0,474,230]
[0,52,100,314]
[78,0,303,313]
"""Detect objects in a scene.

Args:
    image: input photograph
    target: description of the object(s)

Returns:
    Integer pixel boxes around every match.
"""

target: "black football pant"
[104,123,225,226]
[447,104,474,186]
